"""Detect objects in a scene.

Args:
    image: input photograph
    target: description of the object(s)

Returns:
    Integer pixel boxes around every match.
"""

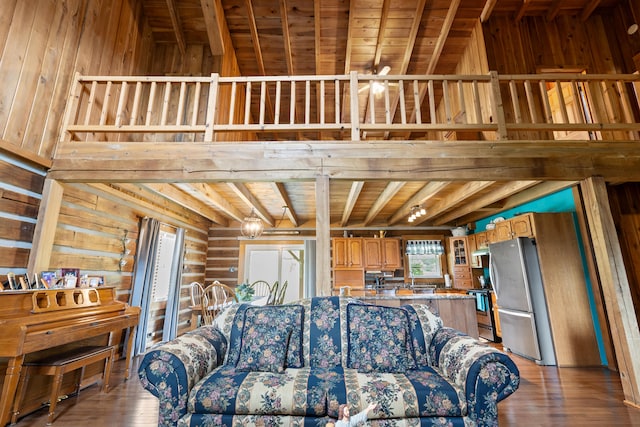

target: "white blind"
[151,230,177,302]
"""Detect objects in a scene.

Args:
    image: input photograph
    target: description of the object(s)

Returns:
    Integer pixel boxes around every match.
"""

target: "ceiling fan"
[358,65,395,95]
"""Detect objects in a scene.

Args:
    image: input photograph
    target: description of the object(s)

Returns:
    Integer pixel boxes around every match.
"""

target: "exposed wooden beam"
[581,0,601,21]
[244,0,275,123]
[434,180,540,225]
[200,0,225,55]
[515,0,532,23]
[0,138,52,168]
[145,183,229,225]
[280,0,294,74]
[174,182,243,222]
[363,181,405,226]
[227,182,274,226]
[388,181,449,225]
[166,0,186,56]
[27,179,63,276]
[413,181,494,225]
[271,182,299,226]
[546,0,563,21]
[480,0,497,23]
[340,181,364,226]
[581,176,640,406]
[458,181,578,224]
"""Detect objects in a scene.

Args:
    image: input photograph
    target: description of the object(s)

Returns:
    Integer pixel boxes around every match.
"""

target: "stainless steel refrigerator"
[489,237,556,365]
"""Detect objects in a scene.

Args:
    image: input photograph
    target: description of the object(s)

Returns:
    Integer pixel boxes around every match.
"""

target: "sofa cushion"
[341,368,465,420]
[189,366,344,417]
[227,304,304,370]
[236,310,292,373]
[346,303,417,373]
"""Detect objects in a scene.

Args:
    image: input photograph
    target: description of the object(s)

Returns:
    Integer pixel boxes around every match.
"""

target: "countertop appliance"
[489,237,556,365]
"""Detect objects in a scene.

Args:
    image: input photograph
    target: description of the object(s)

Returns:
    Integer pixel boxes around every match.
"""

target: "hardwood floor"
[11,353,640,426]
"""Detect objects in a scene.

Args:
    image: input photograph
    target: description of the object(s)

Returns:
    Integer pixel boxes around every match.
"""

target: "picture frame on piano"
[60,268,80,288]
[40,271,57,289]
[86,276,105,287]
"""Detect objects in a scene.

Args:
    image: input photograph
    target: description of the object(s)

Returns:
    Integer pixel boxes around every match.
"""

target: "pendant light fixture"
[407,205,427,223]
[241,208,264,239]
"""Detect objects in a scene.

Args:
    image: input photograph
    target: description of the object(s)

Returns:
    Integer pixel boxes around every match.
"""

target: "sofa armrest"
[137,326,227,427]
[429,327,520,427]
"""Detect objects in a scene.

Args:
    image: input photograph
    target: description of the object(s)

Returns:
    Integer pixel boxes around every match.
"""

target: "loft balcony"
[52,72,640,182]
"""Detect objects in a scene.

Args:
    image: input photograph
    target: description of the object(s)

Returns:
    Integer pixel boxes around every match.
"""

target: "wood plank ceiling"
[133,0,623,231]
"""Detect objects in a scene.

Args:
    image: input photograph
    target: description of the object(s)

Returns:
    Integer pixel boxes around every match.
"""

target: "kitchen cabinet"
[360,238,403,271]
[510,213,533,237]
[448,237,473,288]
[332,238,363,268]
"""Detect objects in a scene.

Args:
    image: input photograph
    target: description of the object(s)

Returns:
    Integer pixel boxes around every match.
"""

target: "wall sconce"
[241,208,264,239]
[119,230,131,272]
[407,205,427,223]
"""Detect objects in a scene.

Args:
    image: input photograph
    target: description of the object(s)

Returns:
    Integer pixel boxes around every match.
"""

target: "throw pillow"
[346,303,417,373]
[235,305,304,372]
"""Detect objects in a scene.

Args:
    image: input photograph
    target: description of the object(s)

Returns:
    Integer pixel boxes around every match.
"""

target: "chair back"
[189,281,205,307]
[274,280,288,305]
[201,281,238,325]
[250,280,272,297]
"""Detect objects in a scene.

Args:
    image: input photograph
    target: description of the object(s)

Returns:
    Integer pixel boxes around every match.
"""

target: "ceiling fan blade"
[378,65,391,75]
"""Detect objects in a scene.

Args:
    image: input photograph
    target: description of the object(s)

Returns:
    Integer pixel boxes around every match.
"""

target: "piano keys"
[0,287,140,426]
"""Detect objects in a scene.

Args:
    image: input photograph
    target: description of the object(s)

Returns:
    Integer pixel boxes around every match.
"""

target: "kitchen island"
[352,292,479,339]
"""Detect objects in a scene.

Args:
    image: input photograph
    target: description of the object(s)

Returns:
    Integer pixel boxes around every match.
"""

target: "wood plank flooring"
[11,353,640,426]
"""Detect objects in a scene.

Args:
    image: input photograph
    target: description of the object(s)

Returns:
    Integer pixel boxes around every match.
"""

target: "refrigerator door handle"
[489,252,498,296]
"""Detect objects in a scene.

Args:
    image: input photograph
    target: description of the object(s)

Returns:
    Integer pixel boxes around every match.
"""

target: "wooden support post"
[27,179,64,277]
[489,71,507,140]
[580,177,640,408]
[349,71,360,141]
[315,175,331,296]
[204,73,219,142]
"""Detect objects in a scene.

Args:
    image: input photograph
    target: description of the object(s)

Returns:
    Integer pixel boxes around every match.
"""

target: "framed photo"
[41,271,57,289]
[6,272,17,290]
[408,254,443,279]
[60,268,80,288]
[86,276,105,287]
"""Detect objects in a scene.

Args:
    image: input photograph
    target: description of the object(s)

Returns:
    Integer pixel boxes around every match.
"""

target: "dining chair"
[250,280,272,298]
[274,280,288,305]
[189,282,205,307]
[201,281,238,325]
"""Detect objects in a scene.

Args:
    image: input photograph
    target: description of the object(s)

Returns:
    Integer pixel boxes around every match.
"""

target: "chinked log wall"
[58,72,640,145]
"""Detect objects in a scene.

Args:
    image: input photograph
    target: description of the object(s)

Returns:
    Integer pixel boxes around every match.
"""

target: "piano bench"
[11,345,116,426]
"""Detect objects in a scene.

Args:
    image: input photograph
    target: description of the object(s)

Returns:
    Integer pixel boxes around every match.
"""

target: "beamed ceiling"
[126,0,626,231]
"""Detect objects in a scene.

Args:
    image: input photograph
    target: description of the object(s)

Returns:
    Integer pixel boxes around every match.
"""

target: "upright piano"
[0,287,140,426]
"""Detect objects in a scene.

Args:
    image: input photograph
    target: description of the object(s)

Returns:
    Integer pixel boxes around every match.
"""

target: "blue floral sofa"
[138,296,519,426]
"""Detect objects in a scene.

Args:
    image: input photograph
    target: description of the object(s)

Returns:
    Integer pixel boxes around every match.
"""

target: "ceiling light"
[408,205,426,223]
[241,208,264,239]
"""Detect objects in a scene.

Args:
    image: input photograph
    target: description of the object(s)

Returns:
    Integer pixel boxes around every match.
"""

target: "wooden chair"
[189,281,205,307]
[201,281,238,325]
[250,280,273,305]
[274,280,288,305]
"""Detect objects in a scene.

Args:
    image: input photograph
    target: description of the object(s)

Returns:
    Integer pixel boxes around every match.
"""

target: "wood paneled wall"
[207,228,241,287]
[607,183,640,329]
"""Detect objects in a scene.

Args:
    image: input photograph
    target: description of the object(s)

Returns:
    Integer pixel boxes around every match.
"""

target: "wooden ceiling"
[132,0,624,231]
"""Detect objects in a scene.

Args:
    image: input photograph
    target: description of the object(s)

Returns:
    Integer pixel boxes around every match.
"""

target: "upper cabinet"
[363,238,402,270]
[492,214,534,241]
[449,237,469,266]
[332,238,363,269]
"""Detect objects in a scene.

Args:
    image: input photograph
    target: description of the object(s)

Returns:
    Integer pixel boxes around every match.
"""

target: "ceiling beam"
[340,181,364,226]
[227,182,275,226]
[458,181,578,224]
[200,0,225,55]
[515,0,532,22]
[546,0,563,21]
[166,0,187,56]
[480,0,497,23]
[433,180,540,225]
[581,0,602,21]
[271,182,299,226]
[174,182,244,222]
[144,183,229,225]
[413,181,494,225]
[388,181,449,225]
[280,0,294,73]
[363,181,405,226]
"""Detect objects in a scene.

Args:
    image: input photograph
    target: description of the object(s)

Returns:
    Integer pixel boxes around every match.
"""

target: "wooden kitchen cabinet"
[363,238,402,271]
[493,220,513,241]
[332,238,363,268]
[448,237,473,288]
[510,213,533,237]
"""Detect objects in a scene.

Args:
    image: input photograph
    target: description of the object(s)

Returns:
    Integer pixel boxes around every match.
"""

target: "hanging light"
[408,205,427,223]
[241,208,264,239]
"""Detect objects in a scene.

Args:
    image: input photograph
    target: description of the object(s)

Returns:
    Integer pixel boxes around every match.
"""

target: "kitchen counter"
[351,293,479,339]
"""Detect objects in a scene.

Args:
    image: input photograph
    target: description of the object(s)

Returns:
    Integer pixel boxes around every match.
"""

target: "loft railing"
[60,71,640,143]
